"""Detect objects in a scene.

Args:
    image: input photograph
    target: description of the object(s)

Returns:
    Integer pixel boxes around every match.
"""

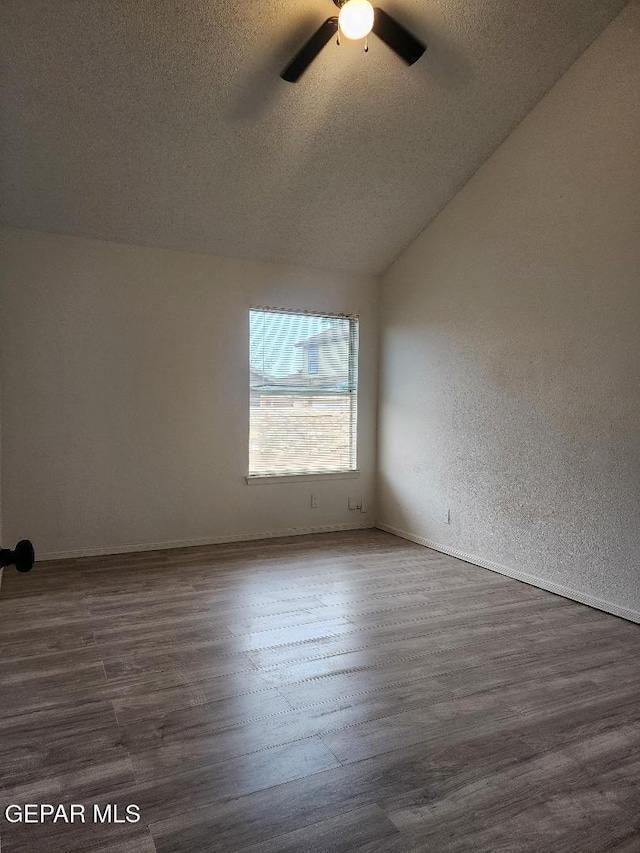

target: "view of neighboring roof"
[295,327,351,348]
[250,311,338,377]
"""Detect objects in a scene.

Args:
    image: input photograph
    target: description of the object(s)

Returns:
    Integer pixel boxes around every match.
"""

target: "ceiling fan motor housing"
[281,2,425,82]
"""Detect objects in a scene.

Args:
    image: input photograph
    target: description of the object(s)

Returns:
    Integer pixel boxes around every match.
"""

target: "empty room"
[1,0,639,851]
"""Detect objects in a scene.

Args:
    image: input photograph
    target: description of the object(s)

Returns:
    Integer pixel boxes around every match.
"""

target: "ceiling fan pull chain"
[337,28,341,46]
[364,36,369,52]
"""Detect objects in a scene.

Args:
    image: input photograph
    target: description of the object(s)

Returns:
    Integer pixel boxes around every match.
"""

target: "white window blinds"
[249,308,358,477]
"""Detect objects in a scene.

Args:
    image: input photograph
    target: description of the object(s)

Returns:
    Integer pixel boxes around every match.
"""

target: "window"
[307,344,319,375]
[249,308,358,477]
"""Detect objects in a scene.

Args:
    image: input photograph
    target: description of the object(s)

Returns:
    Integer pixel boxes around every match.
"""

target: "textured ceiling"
[0,0,628,274]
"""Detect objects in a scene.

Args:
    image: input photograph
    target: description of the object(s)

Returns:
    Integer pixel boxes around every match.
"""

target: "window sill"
[246,470,360,485]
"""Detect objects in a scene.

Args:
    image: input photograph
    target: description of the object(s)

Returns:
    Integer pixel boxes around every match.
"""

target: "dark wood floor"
[1,529,639,853]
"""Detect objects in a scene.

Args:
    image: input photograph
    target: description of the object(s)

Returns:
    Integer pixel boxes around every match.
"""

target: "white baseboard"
[377,523,640,625]
[37,521,376,561]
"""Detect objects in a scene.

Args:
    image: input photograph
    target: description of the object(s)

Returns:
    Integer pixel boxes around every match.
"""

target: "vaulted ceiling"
[0,0,627,274]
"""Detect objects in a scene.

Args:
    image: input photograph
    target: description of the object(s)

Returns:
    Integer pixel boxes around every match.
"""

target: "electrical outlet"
[311,494,319,509]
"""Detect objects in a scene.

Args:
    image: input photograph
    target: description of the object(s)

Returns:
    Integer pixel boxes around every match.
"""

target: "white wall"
[0,228,378,557]
[378,3,640,618]
[0,386,3,590]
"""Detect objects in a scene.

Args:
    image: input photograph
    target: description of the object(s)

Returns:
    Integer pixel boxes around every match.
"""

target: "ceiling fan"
[281,0,426,82]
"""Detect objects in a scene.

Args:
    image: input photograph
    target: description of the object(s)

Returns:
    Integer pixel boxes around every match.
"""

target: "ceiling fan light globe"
[338,0,375,40]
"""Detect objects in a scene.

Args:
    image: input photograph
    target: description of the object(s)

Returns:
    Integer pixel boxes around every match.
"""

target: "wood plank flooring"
[0,529,638,853]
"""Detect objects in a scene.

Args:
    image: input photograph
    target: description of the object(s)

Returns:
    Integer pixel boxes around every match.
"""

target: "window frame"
[247,306,359,483]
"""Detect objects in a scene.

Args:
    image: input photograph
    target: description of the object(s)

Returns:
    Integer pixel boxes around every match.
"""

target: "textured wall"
[0,228,377,557]
[378,3,640,615]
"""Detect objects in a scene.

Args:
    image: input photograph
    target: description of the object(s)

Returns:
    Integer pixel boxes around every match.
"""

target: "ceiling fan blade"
[281,17,339,82]
[372,8,426,65]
